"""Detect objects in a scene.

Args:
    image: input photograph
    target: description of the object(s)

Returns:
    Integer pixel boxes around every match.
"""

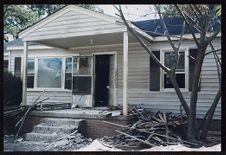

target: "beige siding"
[116,38,221,120]
[8,38,221,119]
[23,9,124,41]
[26,91,72,105]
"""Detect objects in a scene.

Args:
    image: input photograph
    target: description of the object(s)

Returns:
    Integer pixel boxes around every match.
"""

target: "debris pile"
[100,105,197,150]
[45,131,92,151]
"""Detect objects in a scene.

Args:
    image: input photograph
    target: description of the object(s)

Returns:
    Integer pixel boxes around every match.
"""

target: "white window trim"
[27,56,75,91]
[160,49,189,92]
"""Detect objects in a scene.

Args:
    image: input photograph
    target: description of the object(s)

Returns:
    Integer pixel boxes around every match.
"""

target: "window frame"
[27,58,35,88]
[27,54,79,92]
[72,55,93,95]
[160,49,189,92]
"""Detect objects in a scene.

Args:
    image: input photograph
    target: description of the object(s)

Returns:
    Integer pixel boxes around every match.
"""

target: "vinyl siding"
[8,38,221,119]
[23,9,124,41]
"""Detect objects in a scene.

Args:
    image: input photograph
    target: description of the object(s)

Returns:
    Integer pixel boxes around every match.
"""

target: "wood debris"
[100,105,199,150]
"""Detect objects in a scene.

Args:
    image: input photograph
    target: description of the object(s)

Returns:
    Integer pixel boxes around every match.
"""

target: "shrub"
[4,70,22,106]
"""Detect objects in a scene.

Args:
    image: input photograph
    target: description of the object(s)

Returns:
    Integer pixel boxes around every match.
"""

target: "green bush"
[4,70,22,106]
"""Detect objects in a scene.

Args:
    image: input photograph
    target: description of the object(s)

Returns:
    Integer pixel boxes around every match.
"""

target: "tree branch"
[115,5,170,72]
[204,49,221,56]
[174,5,200,48]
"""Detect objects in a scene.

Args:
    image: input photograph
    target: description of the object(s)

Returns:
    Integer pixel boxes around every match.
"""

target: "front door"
[94,55,110,107]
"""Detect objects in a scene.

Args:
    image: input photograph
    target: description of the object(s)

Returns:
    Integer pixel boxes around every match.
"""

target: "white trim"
[34,58,38,88]
[153,32,221,42]
[92,51,118,107]
[22,41,28,105]
[160,49,189,92]
[62,58,66,89]
[22,28,127,41]
[130,22,154,41]
[69,42,140,50]
[184,49,189,91]
[7,45,55,50]
[123,31,128,115]
[27,88,72,92]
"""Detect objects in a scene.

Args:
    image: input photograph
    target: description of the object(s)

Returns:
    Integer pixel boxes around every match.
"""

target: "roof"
[132,16,221,37]
[4,39,40,52]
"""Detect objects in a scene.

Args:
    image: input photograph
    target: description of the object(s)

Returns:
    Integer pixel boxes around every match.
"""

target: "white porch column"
[123,31,128,115]
[22,41,28,105]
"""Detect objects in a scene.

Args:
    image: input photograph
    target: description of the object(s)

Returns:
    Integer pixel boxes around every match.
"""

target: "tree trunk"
[187,46,207,141]
[200,88,221,140]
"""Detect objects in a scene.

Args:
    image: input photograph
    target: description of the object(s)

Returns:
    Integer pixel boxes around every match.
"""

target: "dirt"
[4,133,92,151]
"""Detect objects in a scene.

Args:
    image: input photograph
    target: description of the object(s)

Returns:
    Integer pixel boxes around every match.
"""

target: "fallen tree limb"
[116,130,156,147]
[137,129,199,146]
[15,97,49,137]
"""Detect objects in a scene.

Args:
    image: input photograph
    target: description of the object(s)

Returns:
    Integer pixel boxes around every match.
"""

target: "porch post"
[22,41,28,105]
[123,31,128,115]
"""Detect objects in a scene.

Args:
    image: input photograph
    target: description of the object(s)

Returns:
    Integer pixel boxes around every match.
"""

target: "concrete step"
[25,132,60,142]
[33,124,77,134]
[40,118,83,126]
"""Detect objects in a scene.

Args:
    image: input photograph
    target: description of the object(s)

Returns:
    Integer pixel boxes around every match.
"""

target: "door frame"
[92,51,117,107]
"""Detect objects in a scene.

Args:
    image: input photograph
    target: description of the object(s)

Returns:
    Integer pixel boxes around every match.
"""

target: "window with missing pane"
[72,56,92,95]
[164,52,185,88]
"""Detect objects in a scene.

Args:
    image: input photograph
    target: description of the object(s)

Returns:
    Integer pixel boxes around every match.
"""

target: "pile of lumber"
[101,105,199,150]
[4,105,27,118]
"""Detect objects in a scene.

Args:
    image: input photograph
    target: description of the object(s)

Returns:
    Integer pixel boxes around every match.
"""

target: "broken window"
[164,52,185,88]
[72,56,92,95]
[37,58,62,88]
[27,59,35,88]
[14,57,21,78]
[65,57,72,90]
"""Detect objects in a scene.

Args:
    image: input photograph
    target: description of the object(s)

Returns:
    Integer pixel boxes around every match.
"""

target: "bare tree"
[115,4,221,142]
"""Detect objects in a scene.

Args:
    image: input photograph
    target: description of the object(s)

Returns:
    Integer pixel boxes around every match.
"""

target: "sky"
[97,5,157,21]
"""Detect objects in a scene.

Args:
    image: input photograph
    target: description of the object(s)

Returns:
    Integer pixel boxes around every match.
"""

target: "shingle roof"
[132,16,220,37]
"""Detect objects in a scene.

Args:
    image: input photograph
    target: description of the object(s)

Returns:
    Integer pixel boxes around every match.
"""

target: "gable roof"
[133,16,221,37]
[19,5,125,40]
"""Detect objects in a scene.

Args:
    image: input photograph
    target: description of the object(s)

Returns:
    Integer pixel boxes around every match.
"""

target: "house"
[5,5,221,120]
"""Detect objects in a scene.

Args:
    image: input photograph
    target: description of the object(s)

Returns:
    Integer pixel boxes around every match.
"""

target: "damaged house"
[4,5,221,138]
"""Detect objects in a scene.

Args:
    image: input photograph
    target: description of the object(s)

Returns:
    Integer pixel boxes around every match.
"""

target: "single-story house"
[4,5,221,119]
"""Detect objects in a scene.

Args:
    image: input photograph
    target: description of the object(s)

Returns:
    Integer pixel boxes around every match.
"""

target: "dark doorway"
[95,55,110,107]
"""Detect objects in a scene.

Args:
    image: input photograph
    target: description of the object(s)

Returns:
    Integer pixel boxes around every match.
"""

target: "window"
[27,59,34,88]
[72,56,92,95]
[65,57,72,90]
[149,50,191,91]
[14,57,21,78]
[4,60,8,70]
[37,58,62,88]
[163,52,185,88]
[149,51,160,91]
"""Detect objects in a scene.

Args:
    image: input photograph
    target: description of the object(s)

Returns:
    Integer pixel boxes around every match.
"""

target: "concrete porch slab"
[29,108,127,120]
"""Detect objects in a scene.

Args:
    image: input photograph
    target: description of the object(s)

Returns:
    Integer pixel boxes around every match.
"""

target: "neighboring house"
[5,5,221,119]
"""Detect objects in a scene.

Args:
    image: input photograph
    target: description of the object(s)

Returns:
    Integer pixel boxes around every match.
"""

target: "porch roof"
[18,5,153,49]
